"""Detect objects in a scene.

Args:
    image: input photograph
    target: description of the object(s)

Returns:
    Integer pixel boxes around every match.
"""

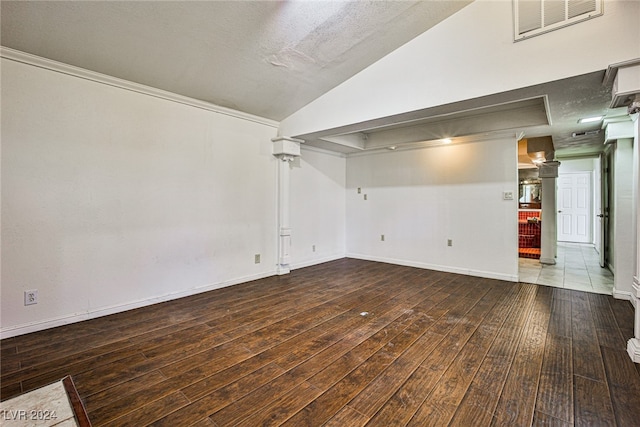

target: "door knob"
[558,210,562,213]
[597,214,604,218]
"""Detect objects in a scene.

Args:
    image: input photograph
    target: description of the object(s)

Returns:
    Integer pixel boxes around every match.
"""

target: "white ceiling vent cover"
[514,0,602,41]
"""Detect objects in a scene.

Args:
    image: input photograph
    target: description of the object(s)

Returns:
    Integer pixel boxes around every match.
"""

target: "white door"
[557,172,592,243]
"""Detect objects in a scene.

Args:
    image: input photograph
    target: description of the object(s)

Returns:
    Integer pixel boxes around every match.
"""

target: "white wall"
[1,58,279,337]
[346,137,519,282]
[280,0,640,138]
[559,158,595,173]
[289,147,346,268]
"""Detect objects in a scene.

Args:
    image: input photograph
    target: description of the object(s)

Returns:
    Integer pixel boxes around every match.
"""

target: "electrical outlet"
[503,191,514,200]
[312,245,316,252]
[254,254,261,264]
[24,290,38,306]
[357,187,361,194]
[381,234,385,242]
[364,194,368,200]
[447,239,453,247]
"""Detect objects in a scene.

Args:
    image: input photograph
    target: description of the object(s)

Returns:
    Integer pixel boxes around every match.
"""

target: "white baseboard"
[628,338,640,364]
[291,253,346,270]
[346,253,518,282]
[612,288,633,302]
[0,270,277,339]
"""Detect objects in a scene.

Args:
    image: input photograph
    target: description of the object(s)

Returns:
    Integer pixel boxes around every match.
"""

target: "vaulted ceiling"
[1,1,623,158]
[0,0,471,121]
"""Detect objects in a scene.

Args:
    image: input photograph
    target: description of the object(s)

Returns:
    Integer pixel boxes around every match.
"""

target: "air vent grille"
[545,0,565,26]
[514,0,602,41]
[568,0,597,18]
[518,0,542,34]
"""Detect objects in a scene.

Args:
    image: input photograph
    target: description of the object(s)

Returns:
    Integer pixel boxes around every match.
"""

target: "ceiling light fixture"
[387,146,397,150]
[441,138,452,144]
[578,116,604,124]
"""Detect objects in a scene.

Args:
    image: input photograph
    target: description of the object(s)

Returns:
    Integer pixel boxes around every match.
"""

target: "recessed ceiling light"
[387,146,397,150]
[441,138,452,144]
[578,116,603,124]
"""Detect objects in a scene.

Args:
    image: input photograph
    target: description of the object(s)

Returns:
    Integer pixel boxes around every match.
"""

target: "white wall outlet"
[364,194,368,200]
[24,290,38,306]
[357,187,361,194]
[312,245,316,252]
[503,191,514,200]
[447,239,453,247]
[381,234,385,241]
[254,254,261,264]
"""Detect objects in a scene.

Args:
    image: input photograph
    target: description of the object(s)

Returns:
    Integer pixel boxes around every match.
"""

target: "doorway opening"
[518,169,542,260]
[518,157,614,294]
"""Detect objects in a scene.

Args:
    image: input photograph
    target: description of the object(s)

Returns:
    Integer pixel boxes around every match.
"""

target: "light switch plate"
[503,191,514,200]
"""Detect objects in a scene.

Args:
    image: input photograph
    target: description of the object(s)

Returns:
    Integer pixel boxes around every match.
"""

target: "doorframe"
[597,152,610,268]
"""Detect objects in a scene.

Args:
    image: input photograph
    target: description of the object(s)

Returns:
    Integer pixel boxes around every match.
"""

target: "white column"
[628,112,640,363]
[272,137,303,275]
[605,60,640,363]
[540,176,557,264]
[538,161,560,265]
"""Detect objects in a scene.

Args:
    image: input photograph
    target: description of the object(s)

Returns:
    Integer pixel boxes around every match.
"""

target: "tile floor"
[519,242,614,295]
[0,380,78,426]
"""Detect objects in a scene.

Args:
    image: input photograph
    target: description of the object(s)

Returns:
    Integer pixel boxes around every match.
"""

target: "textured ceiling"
[0,0,471,121]
[297,71,621,157]
[0,1,623,157]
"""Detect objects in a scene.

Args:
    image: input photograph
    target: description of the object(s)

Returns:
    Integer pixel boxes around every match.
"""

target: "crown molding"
[1,46,279,129]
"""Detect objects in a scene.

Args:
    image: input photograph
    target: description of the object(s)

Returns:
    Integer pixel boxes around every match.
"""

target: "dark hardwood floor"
[2,258,640,426]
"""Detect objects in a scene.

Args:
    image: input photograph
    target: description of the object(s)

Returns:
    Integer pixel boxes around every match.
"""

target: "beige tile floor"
[0,380,78,427]
[519,242,614,295]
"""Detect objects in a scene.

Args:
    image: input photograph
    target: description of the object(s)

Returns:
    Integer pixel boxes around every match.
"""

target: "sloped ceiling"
[0,0,471,121]
[0,1,625,158]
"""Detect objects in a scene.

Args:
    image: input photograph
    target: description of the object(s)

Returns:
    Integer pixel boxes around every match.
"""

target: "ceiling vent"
[571,129,601,137]
[514,0,602,41]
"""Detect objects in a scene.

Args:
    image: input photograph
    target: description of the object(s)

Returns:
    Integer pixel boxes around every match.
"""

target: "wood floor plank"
[446,284,538,427]
[153,274,451,425]
[100,391,190,427]
[0,381,22,402]
[233,380,322,426]
[180,308,365,401]
[534,334,573,424]
[607,298,635,340]
[571,291,607,382]
[547,294,572,338]
[152,275,445,425]
[150,362,287,426]
[532,410,572,427]
[1,259,637,427]
[588,293,627,349]
[323,405,369,427]
[283,279,493,426]
[574,375,616,426]
[491,285,553,427]
[600,345,640,426]
[83,371,167,414]
[405,286,518,427]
